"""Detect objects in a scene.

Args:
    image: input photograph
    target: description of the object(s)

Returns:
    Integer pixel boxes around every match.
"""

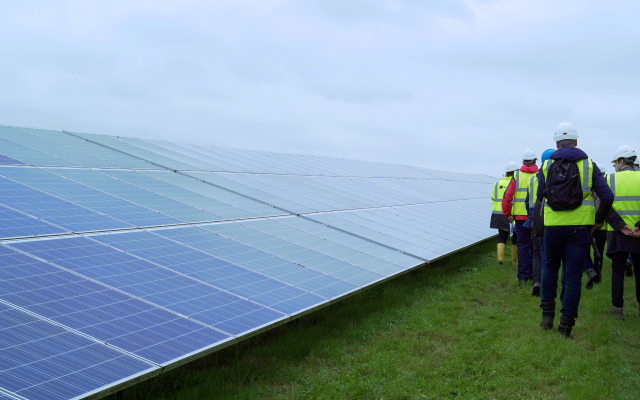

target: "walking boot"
[585,268,598,290]
[540,301,555,330]
[611,306,624,320]
[557,315,575,339]
[626,258,634,277]
[532,281,541,297]
[511,244,518,264]
[497,243,506,265]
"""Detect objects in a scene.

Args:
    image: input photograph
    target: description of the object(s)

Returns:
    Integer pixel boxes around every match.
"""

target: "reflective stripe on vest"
[491,176,512,213]
[528,175,538,211]
[607,171,640,231]
[512,170,536,216]
[542,158,595,226]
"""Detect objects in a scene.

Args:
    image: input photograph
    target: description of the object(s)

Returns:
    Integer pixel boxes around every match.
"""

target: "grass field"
[120,239,640,399]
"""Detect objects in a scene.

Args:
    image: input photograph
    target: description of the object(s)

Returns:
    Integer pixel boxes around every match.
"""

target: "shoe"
[611,306,624,320]
[626,260,634,277]
[532,282,541,297]
[540,301,555,329]
[497,243,506,265]
[519,280,527,287]
[511,244,518,264]
[585,268,598,290]
[557,315,575,339]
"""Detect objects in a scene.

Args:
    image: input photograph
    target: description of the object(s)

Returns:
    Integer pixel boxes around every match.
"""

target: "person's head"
[611,145,637,172]
[553,122,579,148]
[522,149,537,166]
[541,149,555,165]
[505,161,518,177]
[595,161,607,176]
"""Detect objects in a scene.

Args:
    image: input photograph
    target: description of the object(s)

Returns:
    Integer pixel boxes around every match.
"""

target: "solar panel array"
[0,125,496,399]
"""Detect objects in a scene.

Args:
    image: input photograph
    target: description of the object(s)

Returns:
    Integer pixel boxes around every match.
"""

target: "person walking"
[537,122,613,338]
[524,148,556,296]
[502,149,539,286]
[491,162,519,264]
[606,145,640,319]
[624,159,640,277]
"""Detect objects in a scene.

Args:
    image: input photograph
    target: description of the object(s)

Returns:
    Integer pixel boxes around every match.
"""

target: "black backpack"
[543,159,585,211]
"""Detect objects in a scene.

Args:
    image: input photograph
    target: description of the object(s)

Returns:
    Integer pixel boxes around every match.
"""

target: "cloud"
[1,0,640,177]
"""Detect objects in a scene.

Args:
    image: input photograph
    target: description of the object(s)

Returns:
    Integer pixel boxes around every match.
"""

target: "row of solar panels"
[0,125,496,400]
[1,205,493,400]
[0,126,495,182]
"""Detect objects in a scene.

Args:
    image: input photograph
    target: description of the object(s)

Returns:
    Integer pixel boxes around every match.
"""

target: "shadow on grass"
[120,239,496,400]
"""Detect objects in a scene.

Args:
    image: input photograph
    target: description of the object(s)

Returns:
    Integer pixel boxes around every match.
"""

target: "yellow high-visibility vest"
[491,176,512,214]
[607,170,640,231]
[542,159,595,226]
[512,169,535,216]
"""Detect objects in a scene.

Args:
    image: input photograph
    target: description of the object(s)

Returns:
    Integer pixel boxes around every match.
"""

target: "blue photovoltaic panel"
[89,229,330,313]
[0,173,129,234]
[152,226,358,300]
[0,302,155,400]
[0,244,230,365]
[14,235,287,335]
[0,204,67,239]
[48,168,222,223]
[0,167,180,228]
[201,223,385,286]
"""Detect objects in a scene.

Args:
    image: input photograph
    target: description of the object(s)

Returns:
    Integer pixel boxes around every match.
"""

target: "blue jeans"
[541,226,591,319]
[515,221,533,281]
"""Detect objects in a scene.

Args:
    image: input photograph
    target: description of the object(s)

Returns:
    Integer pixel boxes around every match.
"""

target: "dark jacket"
[536,147,613,225]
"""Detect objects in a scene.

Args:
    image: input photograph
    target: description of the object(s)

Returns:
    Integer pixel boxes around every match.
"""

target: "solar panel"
[0,125,496,399]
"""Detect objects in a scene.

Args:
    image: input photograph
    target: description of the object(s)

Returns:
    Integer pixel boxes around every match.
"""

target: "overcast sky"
[1,0,639,177]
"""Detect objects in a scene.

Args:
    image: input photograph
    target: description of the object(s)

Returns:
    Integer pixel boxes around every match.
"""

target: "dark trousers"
[497,229,517,245]
[531,231,541,284]
[497,229,509,244]
[541,226,591,319]
[585,234,606,275]
[515,221,532,281]
[610,252,640,308]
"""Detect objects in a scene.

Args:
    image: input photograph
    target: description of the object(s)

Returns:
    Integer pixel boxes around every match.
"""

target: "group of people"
[490,122,640,338]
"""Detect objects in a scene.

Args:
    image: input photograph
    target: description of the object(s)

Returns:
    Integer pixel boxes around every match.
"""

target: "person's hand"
[591,223,603,233]
[632,227,640,238]
[621,225,633,235]
[508,216,515,223]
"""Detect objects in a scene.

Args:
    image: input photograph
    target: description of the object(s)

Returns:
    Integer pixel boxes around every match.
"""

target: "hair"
[619,156,638,166]
[557,139,577,148]
[522,159,536,165]
[505,171,515,177]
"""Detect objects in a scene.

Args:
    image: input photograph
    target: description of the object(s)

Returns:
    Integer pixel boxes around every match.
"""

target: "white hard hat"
[611,145,637,163]
[522,149,537,161]
[505,162,519,173]
[553,122,579,141]
[595,161,606,174]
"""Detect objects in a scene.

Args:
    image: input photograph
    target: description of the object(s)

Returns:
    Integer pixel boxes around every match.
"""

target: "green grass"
[120,240,640,399]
